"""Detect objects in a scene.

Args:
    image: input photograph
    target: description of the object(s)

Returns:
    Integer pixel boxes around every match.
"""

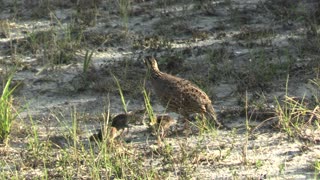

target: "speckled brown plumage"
[156,115,175,138]
[157,115,174,128]
[144,56,223,128]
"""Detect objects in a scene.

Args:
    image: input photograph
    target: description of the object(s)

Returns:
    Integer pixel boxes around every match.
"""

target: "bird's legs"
[119,126,130,138]
[181,115,194,135]
[159,126,165,139]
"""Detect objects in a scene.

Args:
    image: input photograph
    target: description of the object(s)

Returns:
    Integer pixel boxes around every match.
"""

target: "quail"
[144,56,223,128]
[90,127,118,142]
[111,113,130,132]
[156,115,175,138]
[90,112,131,142]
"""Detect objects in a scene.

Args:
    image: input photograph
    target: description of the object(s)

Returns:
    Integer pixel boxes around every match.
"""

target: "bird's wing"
[163,74,212,105]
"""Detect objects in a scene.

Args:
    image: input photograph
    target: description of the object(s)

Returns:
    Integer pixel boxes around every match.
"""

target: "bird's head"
[144,56,160,72]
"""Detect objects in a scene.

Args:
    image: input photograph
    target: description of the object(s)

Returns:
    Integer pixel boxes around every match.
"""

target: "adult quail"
[144,56,223,128]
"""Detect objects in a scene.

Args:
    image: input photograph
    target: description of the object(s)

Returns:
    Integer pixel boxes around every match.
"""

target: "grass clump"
[0,74,18,144]
[205,46,234,82]
[237,49,295,92]
[83,49,94,74]
[18,19,83,66]
[143,88,157,130]
[15,106,160,179]
[262,0,301,21]
[0,20,10,38]
[117,0,131,32]
[274,76,320,140]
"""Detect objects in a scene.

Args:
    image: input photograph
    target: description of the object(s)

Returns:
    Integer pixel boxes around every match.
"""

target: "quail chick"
[90,111,141,142]
[90,127,118,142]
[144,56,224,128]
[156,115,175,138]
[49,135,73,149]
[111,113,130,132]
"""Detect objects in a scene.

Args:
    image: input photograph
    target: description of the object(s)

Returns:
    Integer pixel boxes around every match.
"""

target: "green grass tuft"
[0,74,18,145]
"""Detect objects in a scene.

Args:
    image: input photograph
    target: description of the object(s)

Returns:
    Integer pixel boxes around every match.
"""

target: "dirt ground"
[0,0,320,179]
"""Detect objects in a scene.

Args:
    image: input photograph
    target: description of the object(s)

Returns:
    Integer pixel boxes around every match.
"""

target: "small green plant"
[142,86,169,143]
[279,163,286,174]
[112,74,128,113]
[29,0,52,18]
[20,15,83,66]
[75,1,99,26]
[142,88,156,128]
[117,0,131,32]
[274,76,305,137]
[236,49,294,92]
[83,49,94,74]
[314,160,320,179]
[0,74,18,144]
[262,0,301,21]
[273,74,320,142]
[205,47,233,81]
[309,78,320,104]
[192,114,218,135]
[27,111,41,155]
[0,20,10,38]
[218,129,236,161]
[255,159,264,169]
[70,107,79,158]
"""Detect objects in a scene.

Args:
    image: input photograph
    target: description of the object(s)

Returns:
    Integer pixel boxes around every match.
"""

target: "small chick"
[90,127,118,142]
[111,113,130,133]
[156,115,175,138]
[90,109,146,142]
[90,111,136,142]
[49,135,73,149]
